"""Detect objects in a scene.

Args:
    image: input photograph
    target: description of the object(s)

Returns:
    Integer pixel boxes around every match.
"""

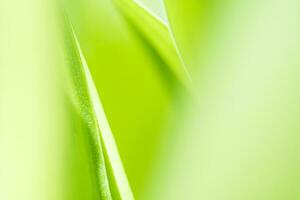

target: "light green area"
[146,0,300,200]
[1,0,300,200]
[0,0,65,200]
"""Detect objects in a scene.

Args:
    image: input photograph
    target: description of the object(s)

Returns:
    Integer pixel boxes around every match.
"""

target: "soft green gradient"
[146,0,300,200]
[0,0,65,199]
[1,0,300,200]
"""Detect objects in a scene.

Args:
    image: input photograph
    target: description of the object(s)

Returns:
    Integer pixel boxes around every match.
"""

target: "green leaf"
[62,0,186,196]
[63,18,134,200]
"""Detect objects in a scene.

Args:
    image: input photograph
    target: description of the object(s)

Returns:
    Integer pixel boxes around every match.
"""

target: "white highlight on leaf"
[134,0,168,26]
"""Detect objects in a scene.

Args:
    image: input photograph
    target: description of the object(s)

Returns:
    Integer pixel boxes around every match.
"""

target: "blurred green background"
[1,0,300,200]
